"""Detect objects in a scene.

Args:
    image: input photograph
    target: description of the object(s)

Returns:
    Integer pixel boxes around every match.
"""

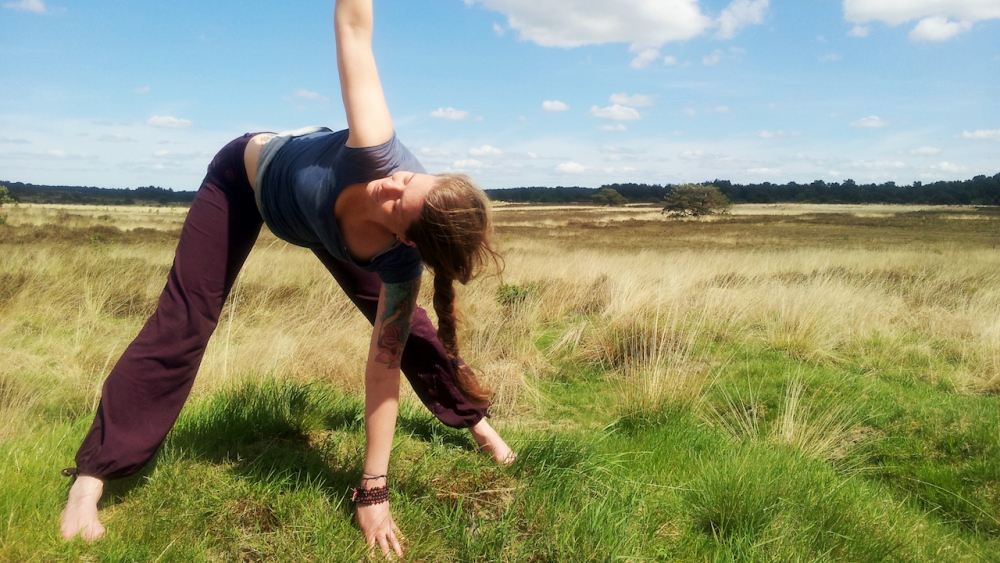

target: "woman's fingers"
[367,529,402,559]
[389,530,403,558]
[368,532,403,558]
[377,534,392,558]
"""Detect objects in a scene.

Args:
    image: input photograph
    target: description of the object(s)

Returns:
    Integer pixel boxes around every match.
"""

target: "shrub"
[0,185,13,207]
[496,282,537,307]
[662,184,730,217]
[592,188,629,207]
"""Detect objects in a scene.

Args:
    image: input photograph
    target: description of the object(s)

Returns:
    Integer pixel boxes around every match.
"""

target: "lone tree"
[592,187,629,206]
[662,184,730,217]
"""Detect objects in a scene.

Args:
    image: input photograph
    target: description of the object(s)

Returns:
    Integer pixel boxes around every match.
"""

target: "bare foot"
[469,419,517,466]
[60,475,106,542]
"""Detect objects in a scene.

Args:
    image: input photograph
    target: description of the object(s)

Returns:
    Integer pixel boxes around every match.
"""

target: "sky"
[1,0,998,191]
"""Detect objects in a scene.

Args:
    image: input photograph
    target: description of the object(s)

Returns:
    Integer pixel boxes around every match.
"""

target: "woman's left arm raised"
[334,0,393,148]
[356,277,420,558]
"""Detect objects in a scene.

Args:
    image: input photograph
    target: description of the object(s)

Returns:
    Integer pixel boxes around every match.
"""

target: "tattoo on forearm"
[375,279,419,369]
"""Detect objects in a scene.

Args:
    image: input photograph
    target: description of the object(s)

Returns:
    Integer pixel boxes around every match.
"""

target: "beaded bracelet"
[351,474,389,506]
[352,484,390,506]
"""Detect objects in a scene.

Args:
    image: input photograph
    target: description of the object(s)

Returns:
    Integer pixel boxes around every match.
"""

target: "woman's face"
[367,171,436,244]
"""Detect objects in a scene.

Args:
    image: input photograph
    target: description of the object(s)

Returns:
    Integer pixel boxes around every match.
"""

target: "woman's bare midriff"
[243,133,275,192]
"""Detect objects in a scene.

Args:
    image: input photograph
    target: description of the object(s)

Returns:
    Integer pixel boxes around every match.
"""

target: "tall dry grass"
[497,240,999,384]
[2,204,999,450]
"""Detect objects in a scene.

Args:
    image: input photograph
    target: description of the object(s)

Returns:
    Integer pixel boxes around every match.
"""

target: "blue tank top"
[257,128,425,284]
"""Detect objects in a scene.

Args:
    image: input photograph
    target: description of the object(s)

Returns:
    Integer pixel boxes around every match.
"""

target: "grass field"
[2,201,1000,562]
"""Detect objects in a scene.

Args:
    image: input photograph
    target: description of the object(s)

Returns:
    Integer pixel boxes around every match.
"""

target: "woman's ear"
[397,234,417,248]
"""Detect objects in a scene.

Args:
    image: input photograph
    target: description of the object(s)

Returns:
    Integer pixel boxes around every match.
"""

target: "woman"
[59,0,513,556]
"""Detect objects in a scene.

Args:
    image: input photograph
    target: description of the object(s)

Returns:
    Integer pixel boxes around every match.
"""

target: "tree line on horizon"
[2,172,999,206]
[1,181,196,206]
[486,173,1000,206]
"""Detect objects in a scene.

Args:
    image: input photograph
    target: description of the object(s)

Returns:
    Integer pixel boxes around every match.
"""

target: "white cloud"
[748,167,780,175]
[452,159,486,169]
[152,150,205,160]
[676,150,751,169]
[911,146,941,155]
[850,160,907,170]
[598,124,628,131]
[962,129,1000,141]
[844,0,1000,42]
[291,89,329,102]
[0,149,95,161]
[493,22,505,36]
[848,25,869,37]
[703,50,723,66]
[98,134,137,143]
[3,0,46,13]
[590,104,641,120]
[147,116,193,129]
[630,47,661,68]
[684,108,697,117]
[759,130,784,139]
[133,86,150,94]
[601,146,645,155]
[850,116,888,128]
[462,0,713,47]
[845,0,1000,26]
[0,136,30,144]
[430,107,470,120]
[713,106,730,113]
[609,93,655,107]
[663,55,678,65]
[469,145,503,156]
[557,161,589,173]
[716,0,769,40]
[932,161,967,173]
[910,16,972,41]
[819,53,842,62]
[420,147,453,157]
[542,100,570,112]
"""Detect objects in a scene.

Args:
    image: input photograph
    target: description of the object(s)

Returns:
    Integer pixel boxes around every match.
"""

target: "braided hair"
[405,173,499,405]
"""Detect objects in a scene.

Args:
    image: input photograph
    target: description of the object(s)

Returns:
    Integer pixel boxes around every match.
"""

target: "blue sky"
[1,0,998,190]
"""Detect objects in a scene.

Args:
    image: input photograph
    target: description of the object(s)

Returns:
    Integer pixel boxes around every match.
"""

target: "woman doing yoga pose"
[59,0,514,556]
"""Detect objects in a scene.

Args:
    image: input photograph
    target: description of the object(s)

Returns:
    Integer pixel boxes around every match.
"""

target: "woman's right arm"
[334,0,394,148]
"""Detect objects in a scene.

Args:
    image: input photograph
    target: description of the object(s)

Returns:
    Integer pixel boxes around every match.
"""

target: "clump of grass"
[582,303,713,425]
[704,373,863,464]
[169,379,319,457]
[687,449,789,542]
[683,447,928,562]
[773,375,861,462]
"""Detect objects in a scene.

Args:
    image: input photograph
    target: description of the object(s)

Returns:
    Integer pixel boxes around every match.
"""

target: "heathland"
[1,201,999,561]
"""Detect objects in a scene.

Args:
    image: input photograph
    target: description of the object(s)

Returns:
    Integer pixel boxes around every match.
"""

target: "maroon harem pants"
[71,133,487,480]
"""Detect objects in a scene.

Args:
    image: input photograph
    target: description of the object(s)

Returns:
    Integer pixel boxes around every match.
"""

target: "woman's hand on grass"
[356,502,403,558]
